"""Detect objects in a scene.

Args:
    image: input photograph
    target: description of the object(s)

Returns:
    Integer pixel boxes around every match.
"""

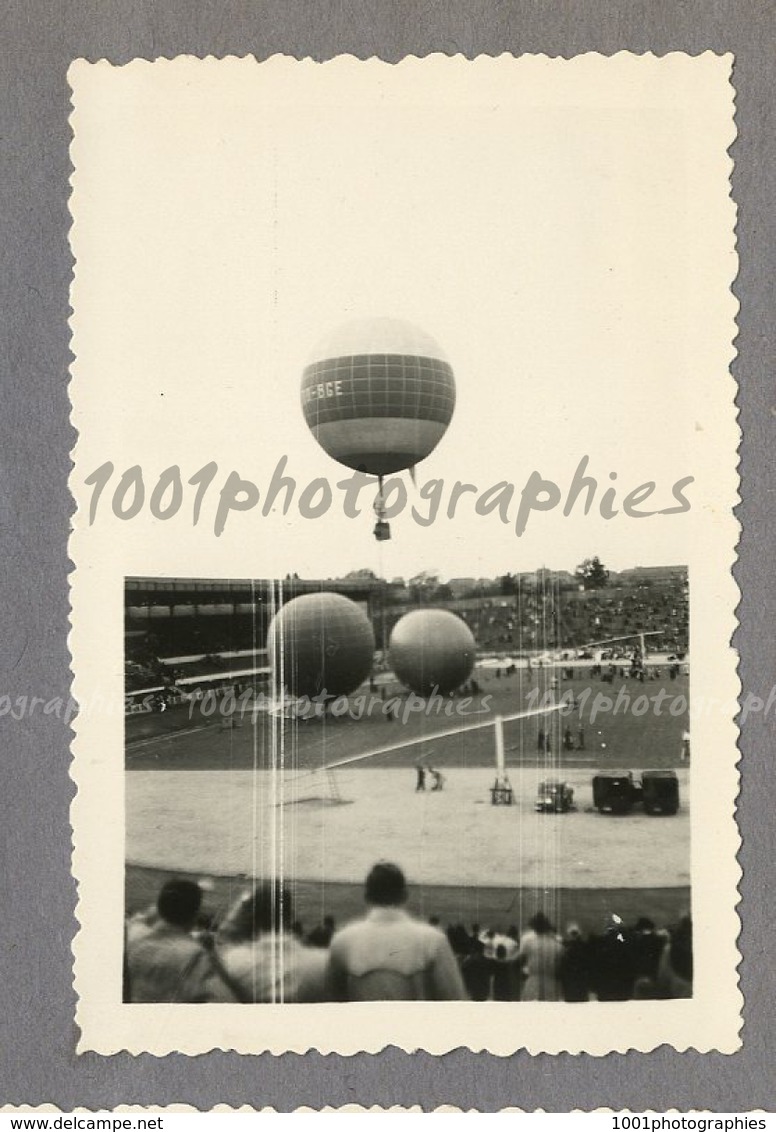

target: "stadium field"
[127,764,689,885]
[125,672,690,925]
[126,673,690,773]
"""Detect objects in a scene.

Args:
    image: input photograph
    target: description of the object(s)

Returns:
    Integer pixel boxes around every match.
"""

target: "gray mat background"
[0,0,772,1111]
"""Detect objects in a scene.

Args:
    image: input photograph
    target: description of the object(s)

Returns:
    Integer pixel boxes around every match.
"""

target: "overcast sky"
[71,56,736,581]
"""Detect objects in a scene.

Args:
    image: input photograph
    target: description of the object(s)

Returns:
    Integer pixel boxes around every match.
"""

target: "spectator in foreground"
[325,862,468,1001]
[307,914,336,949]
[492,943,522,1001]
[656,916,693,999]
[210,881,327,1003]
[631,917,665,985]
[125,878,219,1003]
[461,935,492,1002]
[588,917,639,1001]
[517,912,564,1001]
[559,923,590,1003]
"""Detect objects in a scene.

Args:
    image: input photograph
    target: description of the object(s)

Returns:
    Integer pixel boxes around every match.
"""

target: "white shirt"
[326,906,468,1001]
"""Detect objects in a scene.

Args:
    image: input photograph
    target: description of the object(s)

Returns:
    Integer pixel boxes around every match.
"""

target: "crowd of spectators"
[125,577,688,700]
[125,654,170,694]
[125,626,268,697]
[452,580,688,655]
[559,582,689,655]
[124,865,692,1005]
[443,912,691,1002]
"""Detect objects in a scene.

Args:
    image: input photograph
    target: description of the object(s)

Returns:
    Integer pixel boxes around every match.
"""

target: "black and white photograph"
[124,561,692,1009]
[68,53,739,1055]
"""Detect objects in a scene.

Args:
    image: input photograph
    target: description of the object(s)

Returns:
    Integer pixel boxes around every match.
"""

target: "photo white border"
[68,52,741,1057]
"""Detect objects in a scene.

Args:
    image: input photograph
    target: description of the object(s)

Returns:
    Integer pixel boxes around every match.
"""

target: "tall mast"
[494,714,506,781]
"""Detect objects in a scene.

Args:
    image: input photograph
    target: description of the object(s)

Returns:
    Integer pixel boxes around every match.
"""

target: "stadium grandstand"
[124,575,378,711]
[125,569,688,712]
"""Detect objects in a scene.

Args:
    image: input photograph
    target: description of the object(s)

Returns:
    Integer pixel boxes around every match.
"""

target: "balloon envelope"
[389,608,476,697]
[301,317,455,476]
[268,593,375,700]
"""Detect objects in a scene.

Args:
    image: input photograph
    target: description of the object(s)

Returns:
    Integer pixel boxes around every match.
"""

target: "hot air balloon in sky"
[268,592,375,700]
[389,608,476,697]
[301,317,456,539]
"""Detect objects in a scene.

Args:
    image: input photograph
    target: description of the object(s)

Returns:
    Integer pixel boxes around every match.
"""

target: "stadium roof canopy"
[125,576,379,607]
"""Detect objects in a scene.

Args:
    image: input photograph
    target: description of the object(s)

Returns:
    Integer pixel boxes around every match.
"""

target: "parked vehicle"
[592,769,679,816]
[535,779,575,813]
[641,769,679,815]
[592,771,637,815]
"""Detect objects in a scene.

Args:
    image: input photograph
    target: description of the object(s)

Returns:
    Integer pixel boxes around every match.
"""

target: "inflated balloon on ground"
[268,593,375,699]
[389,609,476,697]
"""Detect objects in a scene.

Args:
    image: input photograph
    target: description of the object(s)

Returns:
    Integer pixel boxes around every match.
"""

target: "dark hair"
[234,881,293,937]
[365,862,407,907]
[157,879,202,927]
[529,912,555,935]
[669,916,693,982]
